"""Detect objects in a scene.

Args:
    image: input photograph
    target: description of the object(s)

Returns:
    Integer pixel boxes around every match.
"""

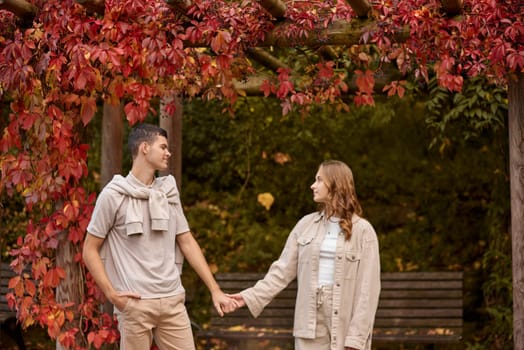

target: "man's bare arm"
[176,231,238,315]
[82,233,140,311]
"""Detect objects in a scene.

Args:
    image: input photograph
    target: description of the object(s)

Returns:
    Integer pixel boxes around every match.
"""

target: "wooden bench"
[196,271,463,349]
[1,262,27,350]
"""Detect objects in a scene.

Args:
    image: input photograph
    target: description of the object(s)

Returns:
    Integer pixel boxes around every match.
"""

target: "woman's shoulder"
[352,216,378,239]
[291,212,322,232]
[297,211,323,224]
[353,215,371,227]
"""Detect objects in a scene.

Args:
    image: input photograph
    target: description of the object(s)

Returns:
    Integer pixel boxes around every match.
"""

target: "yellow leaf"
[257,193,274,211]
[22,315,35,329]
[273,152,291,165]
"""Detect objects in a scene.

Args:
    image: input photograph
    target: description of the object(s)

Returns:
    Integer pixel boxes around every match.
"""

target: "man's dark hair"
[128,123,168,158]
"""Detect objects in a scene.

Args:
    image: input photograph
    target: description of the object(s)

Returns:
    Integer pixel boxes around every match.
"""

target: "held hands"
[211,291,247,316]
[227,293,246,309]
[211,290,242,317]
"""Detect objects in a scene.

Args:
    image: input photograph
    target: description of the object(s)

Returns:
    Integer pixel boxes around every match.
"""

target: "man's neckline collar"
[127,172,156,188]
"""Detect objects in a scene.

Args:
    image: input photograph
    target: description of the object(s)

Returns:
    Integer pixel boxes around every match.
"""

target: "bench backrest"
[374,272,463,343]
[1,262,16,319]
[210,271,463,343]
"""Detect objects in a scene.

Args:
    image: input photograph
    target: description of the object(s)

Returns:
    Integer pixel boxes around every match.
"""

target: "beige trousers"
[295,285,333,350]
[116,293,195,350]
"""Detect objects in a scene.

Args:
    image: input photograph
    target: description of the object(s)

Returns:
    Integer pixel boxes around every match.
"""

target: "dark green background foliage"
[179,80,511,349]
[0,77,512,349]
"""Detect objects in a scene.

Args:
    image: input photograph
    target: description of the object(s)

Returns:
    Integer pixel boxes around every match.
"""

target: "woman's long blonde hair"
[318,160,363,240]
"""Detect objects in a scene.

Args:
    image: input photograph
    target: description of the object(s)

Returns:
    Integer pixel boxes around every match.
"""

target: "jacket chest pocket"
[297,235,314,265]
[344,251,361,279]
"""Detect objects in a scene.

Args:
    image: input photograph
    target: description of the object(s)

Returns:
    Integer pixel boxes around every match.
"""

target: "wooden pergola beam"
[345,0,371,18]
[0,0,37,22]
[317,45,339,60]
[260,19,408,48]
[233,75,270,96]
[75,0,104,14]
[165,0,191,12]
[0,0,105,18]
[247,47,289,71]
[166,0,287,20]
[183,20,408,48]
[440,0,463,14]
[257,0,286,20]
[3,0,407,50]
[234,65,402,96]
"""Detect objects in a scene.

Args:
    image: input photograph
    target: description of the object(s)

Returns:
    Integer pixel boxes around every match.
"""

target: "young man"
[83,123,236,350]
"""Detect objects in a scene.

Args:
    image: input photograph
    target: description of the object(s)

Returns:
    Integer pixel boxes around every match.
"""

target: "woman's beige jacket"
[241,212,381,350]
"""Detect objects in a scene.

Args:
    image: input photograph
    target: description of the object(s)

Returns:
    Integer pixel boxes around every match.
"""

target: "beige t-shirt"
[87,173,189,299]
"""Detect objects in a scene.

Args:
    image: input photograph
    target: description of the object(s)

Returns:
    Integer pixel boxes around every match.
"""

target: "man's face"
[144,135,171,171]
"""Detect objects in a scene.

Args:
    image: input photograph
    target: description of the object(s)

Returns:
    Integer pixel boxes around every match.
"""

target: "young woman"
[230,160,381,350]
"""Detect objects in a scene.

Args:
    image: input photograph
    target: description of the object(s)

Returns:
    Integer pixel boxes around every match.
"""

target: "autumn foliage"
[0,0,522,348]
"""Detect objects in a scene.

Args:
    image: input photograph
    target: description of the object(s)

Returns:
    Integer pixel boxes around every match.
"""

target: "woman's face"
[311,167,330,203]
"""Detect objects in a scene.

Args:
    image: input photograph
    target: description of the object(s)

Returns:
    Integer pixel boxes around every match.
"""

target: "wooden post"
[159,96,183,190]
[97,102,124,350]
[509,72,524,350]
[54,103,124,348]
[100,102,124,186]
[54,102,124,348]
[55,230,83,350]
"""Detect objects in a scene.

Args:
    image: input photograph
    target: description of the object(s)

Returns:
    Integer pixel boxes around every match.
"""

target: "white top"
[318,218,340,286]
